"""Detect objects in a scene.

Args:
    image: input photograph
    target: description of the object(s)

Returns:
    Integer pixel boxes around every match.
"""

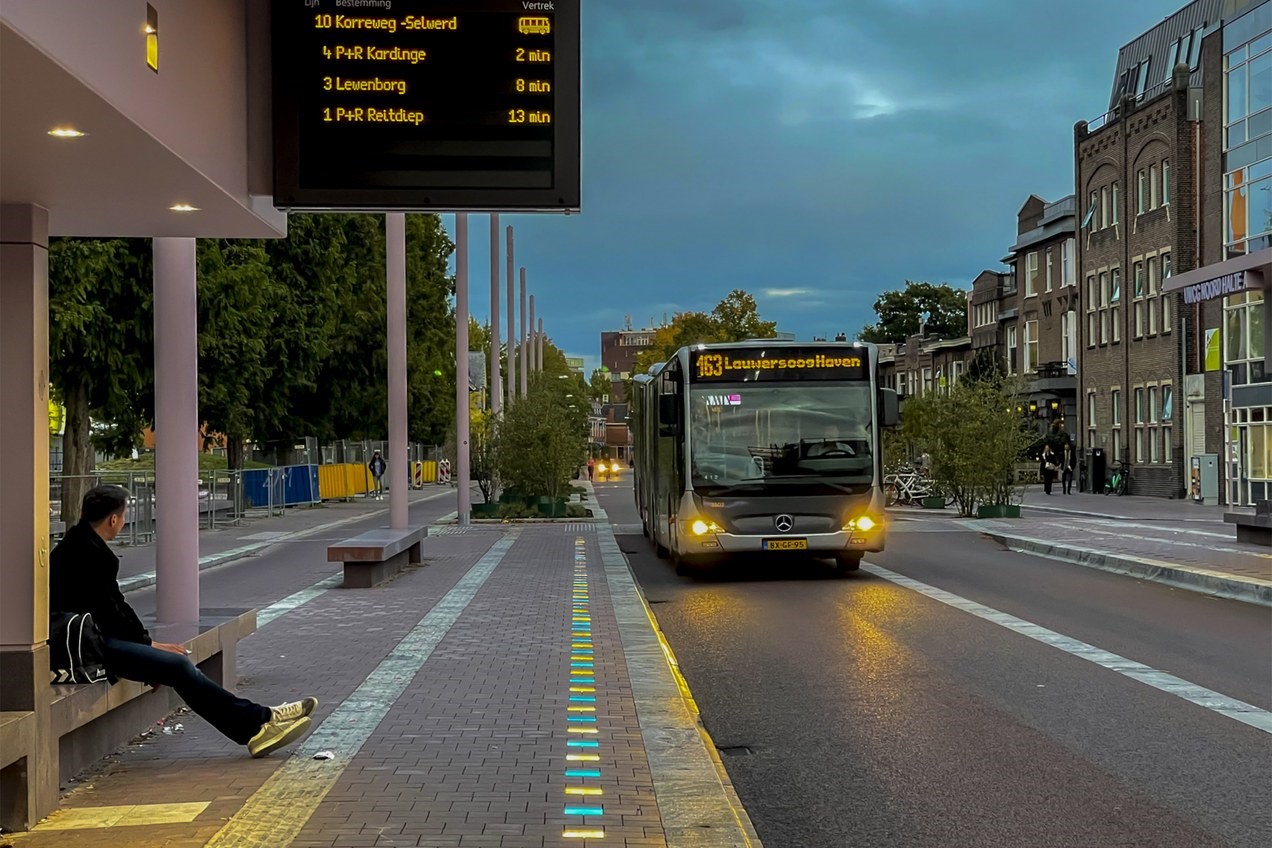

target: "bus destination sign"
[271,0,580,212]
[692,349,868,382]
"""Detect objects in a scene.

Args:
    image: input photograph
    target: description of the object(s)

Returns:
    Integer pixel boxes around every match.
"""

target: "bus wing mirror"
[879,388,899,428]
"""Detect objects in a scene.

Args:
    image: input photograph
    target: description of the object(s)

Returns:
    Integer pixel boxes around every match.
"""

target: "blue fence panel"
[241,468,271,508]
[280,465,320,506]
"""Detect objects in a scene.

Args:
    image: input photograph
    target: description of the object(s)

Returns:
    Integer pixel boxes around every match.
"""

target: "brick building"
[1074,0,1219,497]
[599,321,656,404]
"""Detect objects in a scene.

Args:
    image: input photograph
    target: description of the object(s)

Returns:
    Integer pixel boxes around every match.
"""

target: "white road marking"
[863,562,1272,735]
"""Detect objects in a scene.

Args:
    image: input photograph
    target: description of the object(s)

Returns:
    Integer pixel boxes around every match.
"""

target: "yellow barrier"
[317,463,373,500]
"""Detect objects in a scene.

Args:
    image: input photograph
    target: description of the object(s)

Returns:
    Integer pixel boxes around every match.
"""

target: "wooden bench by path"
[0,608,255,833]
[327,526,426,588]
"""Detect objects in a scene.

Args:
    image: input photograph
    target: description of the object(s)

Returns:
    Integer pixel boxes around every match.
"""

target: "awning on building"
[1163,247,1272,300]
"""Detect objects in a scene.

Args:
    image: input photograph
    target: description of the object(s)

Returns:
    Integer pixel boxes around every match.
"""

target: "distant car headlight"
[596,463,607,473]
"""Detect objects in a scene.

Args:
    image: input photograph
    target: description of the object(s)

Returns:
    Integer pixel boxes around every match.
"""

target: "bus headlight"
[845,515,877,533]
[690,519,723,536]
[596,463,607,473]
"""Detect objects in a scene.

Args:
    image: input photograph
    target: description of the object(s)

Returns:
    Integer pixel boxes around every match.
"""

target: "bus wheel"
[834,553,862,575]
[674,553,699,577]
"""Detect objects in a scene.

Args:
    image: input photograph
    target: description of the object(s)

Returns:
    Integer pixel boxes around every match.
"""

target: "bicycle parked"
[884,465,957,508]
[1105,459,1131,496]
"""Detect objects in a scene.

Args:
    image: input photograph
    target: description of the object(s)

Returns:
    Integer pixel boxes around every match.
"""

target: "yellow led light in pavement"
[566,753,600,761]
[567,726,599,733]
[563,828,605,838]
[569,686,595,692]
[568,706,596,712]
[564,786,603,795]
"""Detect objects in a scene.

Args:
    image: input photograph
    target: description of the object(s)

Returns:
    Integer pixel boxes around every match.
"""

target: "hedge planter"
[976,504,1021,519]
[921,496,947,509]
[471,502,500,517]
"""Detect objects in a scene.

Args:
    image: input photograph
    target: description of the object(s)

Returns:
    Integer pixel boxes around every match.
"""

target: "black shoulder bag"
[49,611,111,684]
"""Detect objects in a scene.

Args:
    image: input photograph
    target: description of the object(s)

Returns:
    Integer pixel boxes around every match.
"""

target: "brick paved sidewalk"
[8,523,754,848]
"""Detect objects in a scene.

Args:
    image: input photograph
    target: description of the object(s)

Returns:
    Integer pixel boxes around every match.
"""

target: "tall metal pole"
[153,238,199,625]
[529,294,536,377]
[455,214,472,525]
[489,214,502,415]
[386,214,409,531]
[538,318,545,371]
[506,226,516,405]
[520,267,529,397]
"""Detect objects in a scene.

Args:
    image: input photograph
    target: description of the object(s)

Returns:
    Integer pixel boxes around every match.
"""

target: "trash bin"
[1088,448,1106,494]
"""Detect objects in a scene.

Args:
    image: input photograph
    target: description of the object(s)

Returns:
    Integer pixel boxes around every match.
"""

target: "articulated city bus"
[631,341,898,575]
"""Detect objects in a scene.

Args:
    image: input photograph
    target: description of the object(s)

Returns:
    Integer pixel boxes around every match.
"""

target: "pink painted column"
[0,204,50,651]
[386,214,409,530]
[454,214,471,525]
[489,214,502,415]
[520,268,529,398]
[153,238,200,625]
[506,226,516,404]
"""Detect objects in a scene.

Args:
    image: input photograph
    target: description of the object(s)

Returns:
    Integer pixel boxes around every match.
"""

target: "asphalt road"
[593,475,1272,848]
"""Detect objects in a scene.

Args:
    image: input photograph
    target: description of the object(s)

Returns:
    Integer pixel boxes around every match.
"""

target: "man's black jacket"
[50,522,152,645]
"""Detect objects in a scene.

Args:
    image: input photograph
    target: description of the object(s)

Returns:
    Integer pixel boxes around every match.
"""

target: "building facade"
[1074,0,1220,497]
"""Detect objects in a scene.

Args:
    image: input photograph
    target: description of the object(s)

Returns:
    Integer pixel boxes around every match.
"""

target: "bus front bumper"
[684,529,885,556]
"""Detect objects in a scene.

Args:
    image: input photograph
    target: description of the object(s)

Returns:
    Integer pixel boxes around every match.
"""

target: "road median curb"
[970,526,1272,607]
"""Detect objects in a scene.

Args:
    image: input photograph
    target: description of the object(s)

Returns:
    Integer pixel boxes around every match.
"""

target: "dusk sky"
[447,0,1188,374]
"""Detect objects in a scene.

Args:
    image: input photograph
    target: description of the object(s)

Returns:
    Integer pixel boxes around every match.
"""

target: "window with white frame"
[1162,160,1170,205]
[1135,387,1145,424]
[1088,190,1098,230]
[1045,250,1053,292]
[1137,169,1147,213]
[1100,186,1110,229]
[1100,272,1110,344]
[1024,320,1039,373]
[1111,389,1122,426]
[1149,385,1158,423]
[1087,390,1098,453]
[1147,257,1159,335]
[896,371,908,396]
[1112,182,1120,225]
[952,360,964,386]
[1133,261,1145,338]
[1086,275,1098,346]
[1006,326,1018,374]
[1136,427,1146,463]
[1149,163,1159,208]
[1162,253,1173,333]
[1062,311,1076,367]
[922,366,932,394]
[1062,238,1075,286]
[1025,252,1039,296]
[1111,268,1122,343]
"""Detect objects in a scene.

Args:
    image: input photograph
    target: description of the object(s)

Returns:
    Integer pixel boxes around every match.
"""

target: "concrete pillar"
[0,203,58,830]
[386,214,409,530]
[520,268,529,398]
[455,214,471,525]
[506,226,516,405]
[529,294,536,375]
[153,238,200,625]
[489,214,502,415]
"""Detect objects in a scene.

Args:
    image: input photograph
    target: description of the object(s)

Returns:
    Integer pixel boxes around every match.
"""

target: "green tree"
[860,281,970,344]
[589,368,611,403]
[48,238,155,524]
[495,387,585,505]
[712,289,778,340]
[900,376,1035,516]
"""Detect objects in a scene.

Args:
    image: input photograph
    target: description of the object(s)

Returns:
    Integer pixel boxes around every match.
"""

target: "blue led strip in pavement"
[563,537,605,837]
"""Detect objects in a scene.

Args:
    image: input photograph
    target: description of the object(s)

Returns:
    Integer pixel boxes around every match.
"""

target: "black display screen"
[272,0,579,211]
[691,348,870,383]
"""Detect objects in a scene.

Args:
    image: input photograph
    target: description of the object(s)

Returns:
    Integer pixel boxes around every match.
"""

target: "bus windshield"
[689,383,874,492]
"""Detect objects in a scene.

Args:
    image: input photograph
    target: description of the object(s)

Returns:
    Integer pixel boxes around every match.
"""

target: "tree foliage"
[860,281,970,344]
[633,289,779,375]
[494,382,585,504]
[899,377,1035,516]
[48,238,155,523]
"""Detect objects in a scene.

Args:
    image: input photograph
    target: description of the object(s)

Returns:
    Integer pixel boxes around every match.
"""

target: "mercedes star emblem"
[774,514,794,533]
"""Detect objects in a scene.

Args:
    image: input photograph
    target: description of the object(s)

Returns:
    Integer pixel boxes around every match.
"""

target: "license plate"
[764,538,808,551]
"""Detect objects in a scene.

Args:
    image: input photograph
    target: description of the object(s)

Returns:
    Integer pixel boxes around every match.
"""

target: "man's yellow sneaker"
[247,715,311,758]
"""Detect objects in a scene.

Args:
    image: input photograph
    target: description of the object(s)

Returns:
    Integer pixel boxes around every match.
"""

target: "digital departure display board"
[271,0,579,212]
[692,348,869,383]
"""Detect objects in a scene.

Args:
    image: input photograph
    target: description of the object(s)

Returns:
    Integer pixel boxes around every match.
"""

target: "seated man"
[806,425,856,457]
[50,485,317,758]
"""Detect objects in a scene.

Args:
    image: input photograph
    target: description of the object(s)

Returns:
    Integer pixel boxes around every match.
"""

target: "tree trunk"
[226,436,244,471]
[60,382,95,527]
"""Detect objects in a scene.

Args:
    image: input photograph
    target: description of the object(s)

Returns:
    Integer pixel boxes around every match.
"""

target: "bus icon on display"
[518,16,551,35]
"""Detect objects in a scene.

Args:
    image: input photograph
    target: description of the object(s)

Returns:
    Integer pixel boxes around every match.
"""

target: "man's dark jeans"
[103,637,270,745]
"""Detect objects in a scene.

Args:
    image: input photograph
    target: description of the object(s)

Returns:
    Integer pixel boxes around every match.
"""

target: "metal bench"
[327,526,426,588]
[1224,500,1271,547]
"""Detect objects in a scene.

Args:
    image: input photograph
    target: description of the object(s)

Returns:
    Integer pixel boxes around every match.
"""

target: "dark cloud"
[452,0,1188,365]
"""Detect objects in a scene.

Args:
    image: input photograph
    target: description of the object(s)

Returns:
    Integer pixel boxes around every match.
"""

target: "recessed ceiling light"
[169,203,200,213]
[48,127,86,138]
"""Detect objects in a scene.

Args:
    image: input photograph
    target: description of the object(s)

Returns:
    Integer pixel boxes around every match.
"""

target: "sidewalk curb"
[591,493,764,848]
[1019,502,1228,523]
[119,489,455,594]
[970,525,1272,607]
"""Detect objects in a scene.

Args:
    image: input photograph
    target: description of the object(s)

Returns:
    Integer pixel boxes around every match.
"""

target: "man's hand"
[152,641,189,657]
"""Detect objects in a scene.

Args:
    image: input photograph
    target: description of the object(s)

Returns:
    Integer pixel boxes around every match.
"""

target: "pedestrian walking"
[368,449,388,499]
[587,456,595,481]
[1040,443,1059,495]
[1062,440,1076,495]
[50,485,318,758]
